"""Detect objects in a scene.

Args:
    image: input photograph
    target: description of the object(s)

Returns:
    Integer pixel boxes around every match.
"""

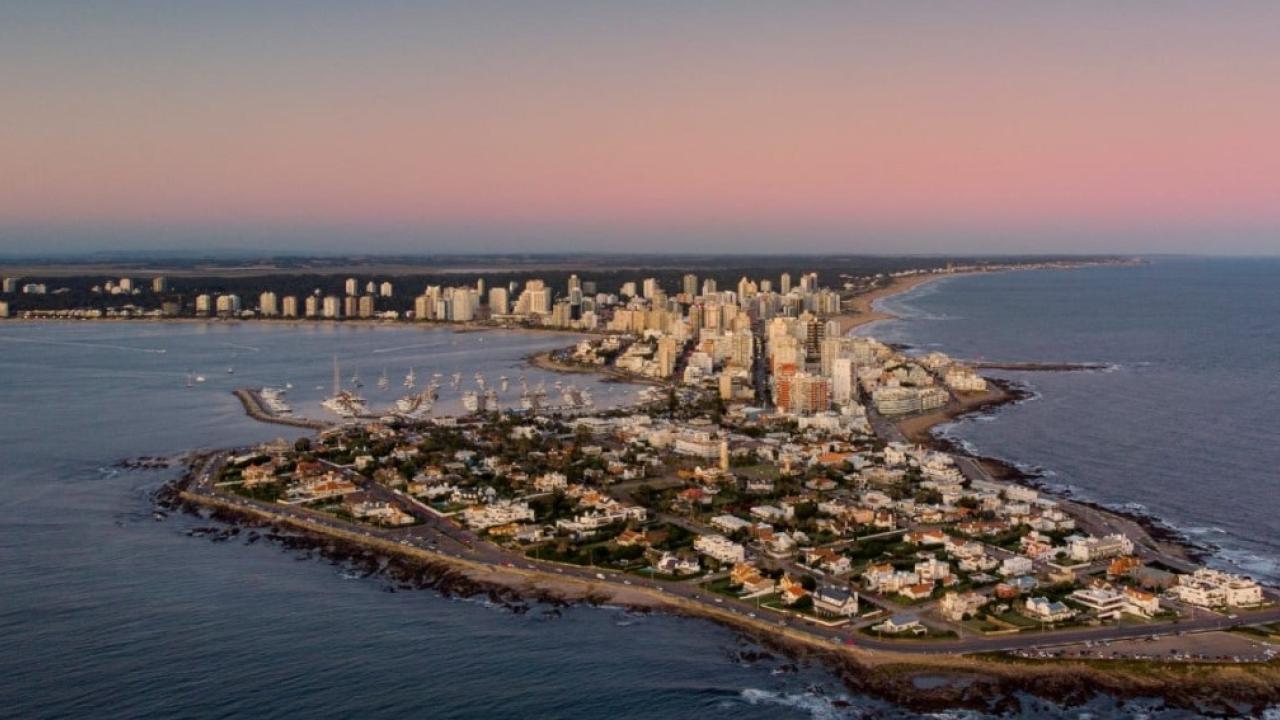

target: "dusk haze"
[3,4,1280,720]
[3,2,1280,254]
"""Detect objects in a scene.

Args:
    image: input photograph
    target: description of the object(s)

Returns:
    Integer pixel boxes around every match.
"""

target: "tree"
[294,437,311,453]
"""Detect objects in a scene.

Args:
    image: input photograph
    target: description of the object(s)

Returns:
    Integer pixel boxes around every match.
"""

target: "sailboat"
[185,372,194,388]
[350,370,363,388]
[322,355,368,418]
[377,369,390,390]
[403,368,417,389]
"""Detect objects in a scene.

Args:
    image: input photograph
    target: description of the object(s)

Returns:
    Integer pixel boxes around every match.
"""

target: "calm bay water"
[864,258,1280,584]
[0,315,1259,719]
[0,322,877,720]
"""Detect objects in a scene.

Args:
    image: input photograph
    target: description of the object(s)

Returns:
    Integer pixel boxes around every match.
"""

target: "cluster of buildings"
[190,262,1270,643]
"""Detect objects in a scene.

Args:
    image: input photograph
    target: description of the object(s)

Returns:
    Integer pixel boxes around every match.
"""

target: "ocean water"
[0,318,1264,719]
[0,322,877,720]
[863,257,1280,584]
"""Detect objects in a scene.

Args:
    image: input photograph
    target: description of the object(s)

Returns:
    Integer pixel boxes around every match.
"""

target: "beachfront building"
[811,587,860,618]
[463,501,536,531]
[1068,534,1135,563]
[1023,596,1075,623]
[1067,586,1126,619]
[693,534,746,564]
[1172,568,1264,608]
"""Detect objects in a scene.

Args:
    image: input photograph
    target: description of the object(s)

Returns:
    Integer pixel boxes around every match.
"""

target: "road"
[181,450,1280,656]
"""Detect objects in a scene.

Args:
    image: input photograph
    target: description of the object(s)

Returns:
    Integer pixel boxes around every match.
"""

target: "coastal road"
[181,450,1280,658]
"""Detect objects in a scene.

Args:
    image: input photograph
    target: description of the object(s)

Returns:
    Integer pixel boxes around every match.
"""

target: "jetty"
[971,361,1110,372]
[233,388,332,430]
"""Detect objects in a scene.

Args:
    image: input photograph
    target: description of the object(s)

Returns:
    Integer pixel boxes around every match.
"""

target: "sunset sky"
[3,1,1279,255]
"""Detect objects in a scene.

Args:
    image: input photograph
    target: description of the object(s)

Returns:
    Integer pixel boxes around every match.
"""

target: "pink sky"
[3,3,1279,252]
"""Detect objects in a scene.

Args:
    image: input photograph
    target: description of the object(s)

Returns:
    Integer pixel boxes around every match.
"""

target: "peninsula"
[157,262,1280,715]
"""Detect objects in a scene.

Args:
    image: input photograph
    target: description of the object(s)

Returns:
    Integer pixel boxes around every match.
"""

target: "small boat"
[185,372,194,388]
[499,376,509,393]
[227,367,234,375]
[195,375,207,383]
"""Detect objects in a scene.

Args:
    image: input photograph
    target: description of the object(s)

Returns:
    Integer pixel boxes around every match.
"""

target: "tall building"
[642,278,660,299]
[777,372,830,415]
[304,295,320,318]
[358,295,375,318]
[515,280,550,316]
[831,357,857,406]
[215,294,241,316]
[488,286,510,315]
[701,278,717,296]
[259,291,279,316]
[118,277,134,292]
[379,281,393,298]
[682,273,699,297]
[1,278,17,294]
[549,300,572,328]
[799,272,818,293]
[780,273,792,294]
[195,294,212,315]
[343,296,358,318]
[323,295,342,318]
[0,300,10,318]
[151,276,168,293]
[281,296,299,318]
[567,274,581,295]
[449,288,475,322]
[655,336,679,378]
[344,278,359,296]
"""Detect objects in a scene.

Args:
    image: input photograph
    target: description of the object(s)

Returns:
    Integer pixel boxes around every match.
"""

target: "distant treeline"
[0,254,1123,313]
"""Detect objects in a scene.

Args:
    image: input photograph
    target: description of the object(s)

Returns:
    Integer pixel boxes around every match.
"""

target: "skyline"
[4,2,1280,255]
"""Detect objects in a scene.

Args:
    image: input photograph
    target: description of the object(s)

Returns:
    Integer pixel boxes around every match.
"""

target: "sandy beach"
[833,272,967,335]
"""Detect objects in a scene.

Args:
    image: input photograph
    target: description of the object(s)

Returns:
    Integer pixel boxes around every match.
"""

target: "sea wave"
[738,687,861,720]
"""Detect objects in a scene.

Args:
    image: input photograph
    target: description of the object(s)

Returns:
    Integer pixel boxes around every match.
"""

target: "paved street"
[182,450,1280,656]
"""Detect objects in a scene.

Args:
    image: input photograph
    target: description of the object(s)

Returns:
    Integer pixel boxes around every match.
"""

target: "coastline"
[855,269,1208,564]
[0,315,594,339]
[834,272,963,335]
[138,259,1279,714]
[158,476,1280,715]
[524,349,663,386]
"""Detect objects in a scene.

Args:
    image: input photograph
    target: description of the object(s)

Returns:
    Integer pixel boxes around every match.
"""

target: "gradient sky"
[3,1,1280,255]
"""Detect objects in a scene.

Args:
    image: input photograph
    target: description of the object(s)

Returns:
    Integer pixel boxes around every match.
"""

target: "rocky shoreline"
[906,376,1212,565]
[154,471,1280,716]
